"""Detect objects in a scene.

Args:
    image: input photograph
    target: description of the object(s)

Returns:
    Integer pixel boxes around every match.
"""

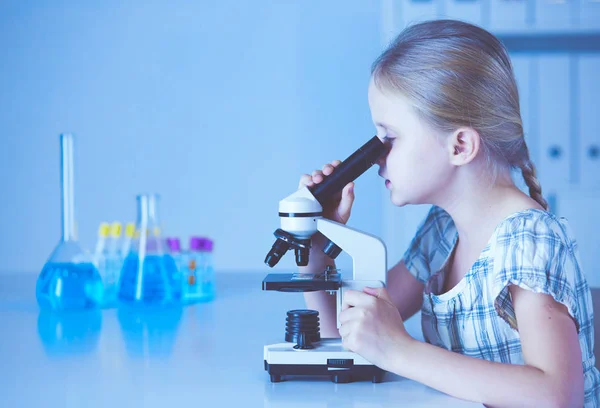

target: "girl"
[299,20,599,407]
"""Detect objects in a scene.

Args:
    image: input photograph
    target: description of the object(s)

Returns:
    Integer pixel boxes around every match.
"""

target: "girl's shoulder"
[489,208,588,335]
[493,208,577,254]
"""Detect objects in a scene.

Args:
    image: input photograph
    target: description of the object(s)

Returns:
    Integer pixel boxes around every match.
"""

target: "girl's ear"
[448,127,480,166]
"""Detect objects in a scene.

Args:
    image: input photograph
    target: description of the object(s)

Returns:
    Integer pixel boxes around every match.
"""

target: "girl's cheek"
[390,144,410,171]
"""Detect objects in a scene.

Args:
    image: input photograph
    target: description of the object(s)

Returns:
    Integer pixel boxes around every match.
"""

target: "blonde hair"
[372,20,548,210]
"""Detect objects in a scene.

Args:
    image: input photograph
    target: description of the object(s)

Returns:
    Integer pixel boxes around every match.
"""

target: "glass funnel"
[36,133,104,310]
[118,194,181,305]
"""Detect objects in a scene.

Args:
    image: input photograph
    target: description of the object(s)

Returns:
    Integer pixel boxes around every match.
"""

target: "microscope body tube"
[265,135,387,268]
[308,136,386,206]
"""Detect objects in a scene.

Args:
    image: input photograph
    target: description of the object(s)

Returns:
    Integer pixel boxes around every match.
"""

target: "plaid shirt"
[403,206,600,406]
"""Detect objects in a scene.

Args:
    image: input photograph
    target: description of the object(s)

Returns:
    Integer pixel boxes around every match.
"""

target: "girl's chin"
[389,192,407,207]
[389,188,420,207]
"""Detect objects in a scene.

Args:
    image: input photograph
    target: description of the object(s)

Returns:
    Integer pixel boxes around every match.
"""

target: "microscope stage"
[262,273,342,292]
[264,338,385,383]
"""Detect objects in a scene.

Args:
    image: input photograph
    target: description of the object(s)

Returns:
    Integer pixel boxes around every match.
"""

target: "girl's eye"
[383,135,395,145]
[382,136,394,154]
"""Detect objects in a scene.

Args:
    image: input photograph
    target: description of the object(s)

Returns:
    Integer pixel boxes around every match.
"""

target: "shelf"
[497,32,600,53]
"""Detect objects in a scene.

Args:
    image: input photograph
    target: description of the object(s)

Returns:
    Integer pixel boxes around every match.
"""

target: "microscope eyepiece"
[308,136,386,206]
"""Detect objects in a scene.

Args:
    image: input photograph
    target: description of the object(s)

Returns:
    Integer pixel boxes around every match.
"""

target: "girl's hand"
[298,160,355,225]
[338,287,414,371]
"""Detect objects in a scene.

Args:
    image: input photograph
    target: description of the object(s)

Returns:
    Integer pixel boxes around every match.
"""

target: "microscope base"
[264,338,385,383]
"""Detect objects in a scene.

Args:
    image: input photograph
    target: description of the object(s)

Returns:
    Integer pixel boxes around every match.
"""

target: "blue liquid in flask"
[119,254,180,305]
[37,262,104,310]
[117,194,182,306]
[36,133,104,311]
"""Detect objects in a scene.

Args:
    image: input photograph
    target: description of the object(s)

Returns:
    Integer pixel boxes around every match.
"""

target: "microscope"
[262,136,389,384]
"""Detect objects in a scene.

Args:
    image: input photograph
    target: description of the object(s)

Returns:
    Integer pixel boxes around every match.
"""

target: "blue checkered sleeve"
[491,213,583,333]
[402,206,457,284]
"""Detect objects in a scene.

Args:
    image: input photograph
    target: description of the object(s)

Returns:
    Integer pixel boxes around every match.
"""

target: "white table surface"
[0,271,482,407]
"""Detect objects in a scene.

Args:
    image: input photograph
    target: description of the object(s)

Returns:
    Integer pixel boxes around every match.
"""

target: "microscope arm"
[316,218,386,282]
[316,218,387,329]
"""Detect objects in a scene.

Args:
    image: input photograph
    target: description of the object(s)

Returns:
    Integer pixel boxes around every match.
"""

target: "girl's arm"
[304,252,424,338]
[389,285,583,408]
[386,260,424,320]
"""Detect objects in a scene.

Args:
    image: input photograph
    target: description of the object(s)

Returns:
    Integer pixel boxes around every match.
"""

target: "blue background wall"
[2,1,599,285]
[0,1,385,274]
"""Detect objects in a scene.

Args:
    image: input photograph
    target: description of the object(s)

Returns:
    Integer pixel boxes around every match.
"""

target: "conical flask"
[118,194,181,305]
[36,133,104,310]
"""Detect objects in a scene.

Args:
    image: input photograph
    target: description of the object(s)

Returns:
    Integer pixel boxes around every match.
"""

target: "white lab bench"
[0,271,481,407]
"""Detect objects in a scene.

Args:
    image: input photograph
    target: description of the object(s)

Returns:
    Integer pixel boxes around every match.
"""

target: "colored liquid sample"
[118,254,181,305]
[36,262,104,310]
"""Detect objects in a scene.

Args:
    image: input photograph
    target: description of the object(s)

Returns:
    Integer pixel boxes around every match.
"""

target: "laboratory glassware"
[118,194,181,305]
[36,133,104,310]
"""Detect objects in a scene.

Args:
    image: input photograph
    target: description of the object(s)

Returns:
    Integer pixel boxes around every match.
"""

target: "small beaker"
[118,194,181,305]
